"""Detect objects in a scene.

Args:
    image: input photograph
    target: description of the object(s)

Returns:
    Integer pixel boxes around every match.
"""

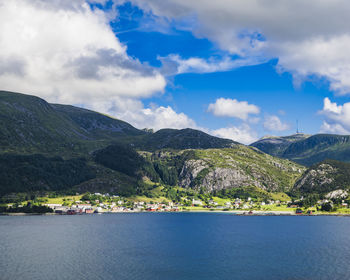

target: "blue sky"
[111,2,348,139]
[2,0,350,144]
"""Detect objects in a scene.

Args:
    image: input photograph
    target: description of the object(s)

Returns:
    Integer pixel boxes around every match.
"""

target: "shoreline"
[1,210,350,216]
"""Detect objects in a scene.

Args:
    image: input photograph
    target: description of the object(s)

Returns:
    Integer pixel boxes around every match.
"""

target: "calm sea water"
[1,213,350,280]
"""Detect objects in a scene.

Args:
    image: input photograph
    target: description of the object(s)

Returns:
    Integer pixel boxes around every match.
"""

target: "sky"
[1,0,350,144]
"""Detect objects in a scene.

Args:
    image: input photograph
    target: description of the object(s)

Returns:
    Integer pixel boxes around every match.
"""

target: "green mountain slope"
[147,145,305,193]
[250,134,310,157]
[0,91,145,155]
[0,91,238,154]
[293,159,350,195]
[135,128,237,151]
[251,133,350,166]
[0,90,306,199]
[0,91,88,153]
[282,134,350,166]
[52,104,144,139]
[0,154,96,196]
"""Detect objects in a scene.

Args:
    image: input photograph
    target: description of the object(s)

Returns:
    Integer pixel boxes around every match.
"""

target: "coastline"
[1,210,350,216]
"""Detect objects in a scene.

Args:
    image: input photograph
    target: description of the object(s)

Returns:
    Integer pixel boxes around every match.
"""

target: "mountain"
[156,146,304,193]
[250,134,310,157]
[282,134,350,166]
[0,90,304,199]
[293,159,350,195]
[0,90,145,155]
[135,128,237,151]
[251,133,350,166]
[52,104,143,139]
[0,91,237,154]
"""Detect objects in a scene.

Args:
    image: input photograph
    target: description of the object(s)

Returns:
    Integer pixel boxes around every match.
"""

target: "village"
[38,192,350,215]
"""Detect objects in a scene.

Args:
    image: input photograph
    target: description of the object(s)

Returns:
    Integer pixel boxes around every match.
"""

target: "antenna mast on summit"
[296,119,299,134]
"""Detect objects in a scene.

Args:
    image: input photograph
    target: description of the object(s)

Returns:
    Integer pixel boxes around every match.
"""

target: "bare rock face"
[201,167,259,192]
[179,159,208,188]
[325,189,348,200]
[294,163,336,191]
[177,148,303,192]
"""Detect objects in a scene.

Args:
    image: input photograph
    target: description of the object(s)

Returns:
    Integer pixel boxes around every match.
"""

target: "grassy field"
[258,205,294,212]
[46,195,83,204]
[212,197,231,205]
[127,195,170,203]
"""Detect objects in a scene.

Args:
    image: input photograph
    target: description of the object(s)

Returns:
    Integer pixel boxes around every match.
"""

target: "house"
[67,209,76,215]
[45,203,62,209]
[111,207,125,213]
[54,206,70,213]
[192,199,203,206]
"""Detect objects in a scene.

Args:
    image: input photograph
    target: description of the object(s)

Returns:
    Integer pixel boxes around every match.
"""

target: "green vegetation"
[294,159,350,194]
[192,147,304,192]
[0,154,95,196]
[135,128,236,151]
[251,134,310,158]
[215,186,285,201]
[93,143,159,181]
[3,89,350,210]
[0,203,53,213]
[252,133,350,166]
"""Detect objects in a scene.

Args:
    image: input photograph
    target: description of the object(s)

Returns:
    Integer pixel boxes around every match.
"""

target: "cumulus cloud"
[319,98,350,134]
[263,115,289,132]
[89,98,199,131]
[0,0,166,106]
[208,98,260,120]
[130,0,350,94]
[211,124,258,145]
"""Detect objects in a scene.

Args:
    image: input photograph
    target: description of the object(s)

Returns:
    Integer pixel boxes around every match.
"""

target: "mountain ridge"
[0,90,349,201]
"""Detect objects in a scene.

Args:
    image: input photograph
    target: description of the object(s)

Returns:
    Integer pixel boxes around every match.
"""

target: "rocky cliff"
[154,146,305,193]
[293,159,350,194]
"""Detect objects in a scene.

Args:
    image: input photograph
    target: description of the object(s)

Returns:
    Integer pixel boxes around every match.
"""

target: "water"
[1,213,350,280]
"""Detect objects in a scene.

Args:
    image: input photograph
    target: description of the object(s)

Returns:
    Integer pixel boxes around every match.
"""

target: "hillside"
[146,145,305,193]
[251,133,350,166]
[52,104,144,139]
[0,91,88,153]
[0,91,238,154]
[135,128,237,151]
[0,91,144,155]
[0,90,305,200]
[293,159,350,195]
[282,134,350,166]
[250,134,310,157]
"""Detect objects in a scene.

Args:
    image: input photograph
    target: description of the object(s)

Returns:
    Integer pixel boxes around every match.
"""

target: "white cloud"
[211,124,258,145]
[130,0,350,94]
[89,98,199,131]
[319,98,350,134]
[0,0,166,106]
[208,98,260,120]
[90,96,258,144]
[263,115,289,132]
[160,54,263,75]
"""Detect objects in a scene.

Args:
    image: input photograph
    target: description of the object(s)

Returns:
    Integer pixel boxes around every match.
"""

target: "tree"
[321,202,333,212]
